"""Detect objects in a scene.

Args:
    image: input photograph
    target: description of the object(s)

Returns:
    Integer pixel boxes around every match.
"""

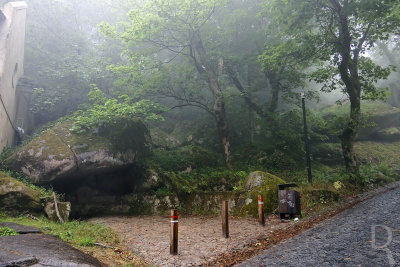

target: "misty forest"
[0,0,399,266]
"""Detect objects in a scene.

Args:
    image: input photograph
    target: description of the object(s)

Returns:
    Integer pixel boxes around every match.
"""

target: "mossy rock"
[5,120,151,184]
[240,171,285,217]
[44,201,71,222]
[0,171,42,214]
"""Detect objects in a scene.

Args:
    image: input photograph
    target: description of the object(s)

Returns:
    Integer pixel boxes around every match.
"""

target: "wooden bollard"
[222,200,229,238]
[258,194,265,226]
[170,209,178,255]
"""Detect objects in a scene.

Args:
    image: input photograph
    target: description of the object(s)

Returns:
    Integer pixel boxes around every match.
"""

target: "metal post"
[301,93,312,183]
[222,201,229,238]
[170,209,178,255]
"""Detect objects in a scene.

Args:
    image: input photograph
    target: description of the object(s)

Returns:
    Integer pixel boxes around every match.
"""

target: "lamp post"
[301,93,312,184]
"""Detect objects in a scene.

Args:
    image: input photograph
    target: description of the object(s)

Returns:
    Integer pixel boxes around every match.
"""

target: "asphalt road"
[237,186,400,267]
[0,223,102,266]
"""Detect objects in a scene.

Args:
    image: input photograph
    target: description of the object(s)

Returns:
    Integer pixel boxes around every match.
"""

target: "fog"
[0,0,398,169]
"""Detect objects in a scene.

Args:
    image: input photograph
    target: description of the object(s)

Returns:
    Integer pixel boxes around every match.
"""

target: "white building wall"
[0,1,27,152]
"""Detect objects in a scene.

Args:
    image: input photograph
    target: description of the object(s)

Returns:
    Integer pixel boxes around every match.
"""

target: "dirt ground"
[89,183,400,267]
[91,215,292,266]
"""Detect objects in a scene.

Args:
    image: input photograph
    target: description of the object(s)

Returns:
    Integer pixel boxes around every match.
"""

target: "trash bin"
[278,183,301,219]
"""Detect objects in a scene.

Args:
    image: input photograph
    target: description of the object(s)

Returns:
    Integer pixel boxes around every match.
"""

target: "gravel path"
[91,215,290,266]
[238,186,400,267]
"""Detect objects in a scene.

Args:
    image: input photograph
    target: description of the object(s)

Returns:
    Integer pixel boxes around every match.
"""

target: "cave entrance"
[51,165,146,218]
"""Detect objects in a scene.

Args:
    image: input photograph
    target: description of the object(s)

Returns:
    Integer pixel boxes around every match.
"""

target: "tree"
[100,0,234,166]
[71,85,163,133]
[375,36,400,107]
[22,0,121,126]
[265,0,400,175]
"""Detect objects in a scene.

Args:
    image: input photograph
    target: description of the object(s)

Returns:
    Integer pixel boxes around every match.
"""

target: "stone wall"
[0,2,27,152]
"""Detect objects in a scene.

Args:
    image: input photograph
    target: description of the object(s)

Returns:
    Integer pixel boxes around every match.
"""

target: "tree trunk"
[249,108,254,143]
[264,72,280,112]
[227,66,265,117]
[192,32,232,167]
[213,97,232,167]
[332,0,362,175]
[340,94,360,175]
[269,79,280,112]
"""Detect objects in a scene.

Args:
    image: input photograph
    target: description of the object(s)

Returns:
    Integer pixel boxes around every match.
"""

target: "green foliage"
[355,141,400,166]
[263,0,400,174]
[299,184,341,210]
[149,147,193,171]
[0,227,19,236]
[157,168,247,195]
[309,162,397,187]
[232,171,247,191]
[30,87,62,115]
[258,34,313,94]
[147,143,250,195]
[316,101,396,138]
[265,0,399,99]
[254,109,329,163]
[359,163,397,186]
[148,146,221,171]
[100,0,229,43]
[359,57,393,101]
[71,85,164,133]
[0,147,14,163]
[154,187,174,198]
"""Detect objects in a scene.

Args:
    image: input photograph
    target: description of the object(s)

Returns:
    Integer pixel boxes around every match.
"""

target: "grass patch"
[0,227,19,236]
[355,141,400,166]
[0,215,118,248]
[318,101,394,117]
[79,237,96,247]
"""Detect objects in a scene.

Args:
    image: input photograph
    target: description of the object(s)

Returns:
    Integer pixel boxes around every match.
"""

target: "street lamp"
[301,93,312,184]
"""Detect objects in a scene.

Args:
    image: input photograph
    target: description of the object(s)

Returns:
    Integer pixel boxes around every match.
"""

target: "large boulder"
[241,171,285,216]
[6,120,151,184]
[246,171,268,191]
[0,171,42,214]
